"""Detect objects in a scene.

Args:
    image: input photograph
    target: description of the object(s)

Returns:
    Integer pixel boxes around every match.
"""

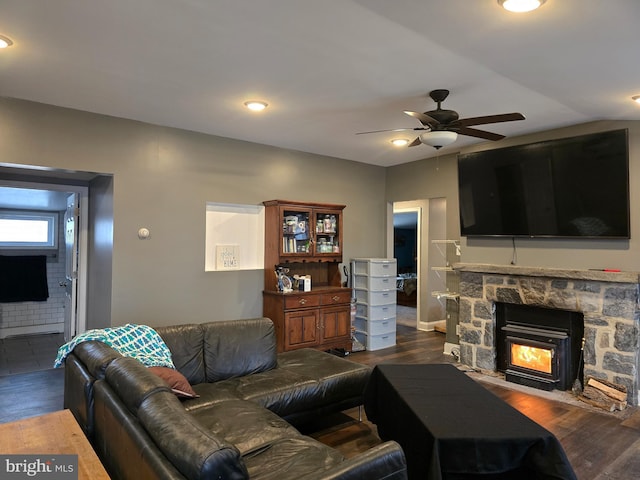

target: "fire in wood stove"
[511,343,552,374]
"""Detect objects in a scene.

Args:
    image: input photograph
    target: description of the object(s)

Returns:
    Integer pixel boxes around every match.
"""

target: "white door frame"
[0,179,88,337]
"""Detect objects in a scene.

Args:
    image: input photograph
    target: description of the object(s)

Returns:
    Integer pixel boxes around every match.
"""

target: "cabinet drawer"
[352,259,397,277]
[354,330,396,351]
[321,291,351,305]
[353,275,396,290]
[354,288,395,306]
[284,294,320,309]
[356,303,396,321]
[354,316,396,335]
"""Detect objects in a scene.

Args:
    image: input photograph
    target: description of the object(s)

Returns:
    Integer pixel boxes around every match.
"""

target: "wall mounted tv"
[458,129,630,238]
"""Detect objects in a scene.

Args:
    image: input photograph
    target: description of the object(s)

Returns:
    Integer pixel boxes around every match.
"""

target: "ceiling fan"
[357,89,525,149]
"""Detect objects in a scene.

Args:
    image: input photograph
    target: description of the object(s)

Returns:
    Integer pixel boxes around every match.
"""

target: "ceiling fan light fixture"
[0,35,14,49]
[244,100,268,112]
[390,138,409,147]
[420,131,457,150]
[632,95,640,104]
[498,0,546,13]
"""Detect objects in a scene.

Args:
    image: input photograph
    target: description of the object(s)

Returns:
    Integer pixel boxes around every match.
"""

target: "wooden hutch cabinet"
[262,200,352,353]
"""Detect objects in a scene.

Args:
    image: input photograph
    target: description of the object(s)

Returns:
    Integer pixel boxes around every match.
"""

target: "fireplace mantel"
[454,263,640,284]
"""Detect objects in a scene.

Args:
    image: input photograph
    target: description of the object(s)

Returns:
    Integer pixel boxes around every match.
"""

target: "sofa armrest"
[63,354,97,438]
[304,441,407,480]
[72,340,121,378]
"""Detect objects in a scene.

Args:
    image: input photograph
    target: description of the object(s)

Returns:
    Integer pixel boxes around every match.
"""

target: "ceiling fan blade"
[356,127,428,135]
[457,126,505,141]
[403,110,439,126]
[455,113,525,127]
[408,137,422,147]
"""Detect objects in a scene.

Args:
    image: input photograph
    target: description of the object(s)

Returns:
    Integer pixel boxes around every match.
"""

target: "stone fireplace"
[454,264,640,405]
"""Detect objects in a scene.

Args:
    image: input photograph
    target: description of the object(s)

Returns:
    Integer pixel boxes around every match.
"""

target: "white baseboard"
[418,319,447,332]
[0,323,64,339]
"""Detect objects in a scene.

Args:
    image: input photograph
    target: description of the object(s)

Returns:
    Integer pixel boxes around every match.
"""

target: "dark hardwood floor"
[0,368,64,423]
[2,325,639,479]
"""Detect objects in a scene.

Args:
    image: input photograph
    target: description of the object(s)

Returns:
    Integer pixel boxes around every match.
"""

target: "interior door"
[63,193,79,341]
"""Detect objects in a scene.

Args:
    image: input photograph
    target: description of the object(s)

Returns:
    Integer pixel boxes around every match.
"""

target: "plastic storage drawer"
[353,274,396,291]
[354,317,396,336]
[352,259,397,277]
[356,303,396,321]
[354,330,396,351]
[354,288,395,306]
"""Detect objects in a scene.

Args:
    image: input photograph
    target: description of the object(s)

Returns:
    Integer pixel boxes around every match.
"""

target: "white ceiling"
[1,1,639,167]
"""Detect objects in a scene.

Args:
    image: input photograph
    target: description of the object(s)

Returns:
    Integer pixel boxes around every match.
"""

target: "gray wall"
[387,120,640,272]
[0,98,387,328]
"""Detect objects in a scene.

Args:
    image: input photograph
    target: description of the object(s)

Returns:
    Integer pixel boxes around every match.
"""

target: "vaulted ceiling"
[1,1,639,167]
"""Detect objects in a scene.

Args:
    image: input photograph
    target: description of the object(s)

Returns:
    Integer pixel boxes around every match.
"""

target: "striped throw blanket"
[54,324,175,369]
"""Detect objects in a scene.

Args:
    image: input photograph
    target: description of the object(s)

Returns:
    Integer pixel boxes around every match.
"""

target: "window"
[0,211,58,249]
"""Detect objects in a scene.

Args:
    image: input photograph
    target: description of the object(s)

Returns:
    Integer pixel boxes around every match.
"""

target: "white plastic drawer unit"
[354,330,396,351]
[352,258,397,277]
[356,303,396,321]
[354,288,395,306]
[354,317,396,336]
[353,274,395,291]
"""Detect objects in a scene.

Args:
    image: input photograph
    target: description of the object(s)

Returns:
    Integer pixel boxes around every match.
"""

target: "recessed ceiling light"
[390,138,409,147]
[244,101,268,112]
[0,35,14,49]
[632,95,640,104]
[498,0,546,13]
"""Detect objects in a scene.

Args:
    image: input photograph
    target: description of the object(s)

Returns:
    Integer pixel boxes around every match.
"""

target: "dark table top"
[364,364,577,480]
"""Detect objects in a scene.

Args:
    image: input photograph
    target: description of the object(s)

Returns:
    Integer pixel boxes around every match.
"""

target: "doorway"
[390,198,448,333]
[393,209,419,329]
[0,181,88,374]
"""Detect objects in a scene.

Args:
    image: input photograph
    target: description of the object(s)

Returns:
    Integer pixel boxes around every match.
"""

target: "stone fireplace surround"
[454,263,640,406]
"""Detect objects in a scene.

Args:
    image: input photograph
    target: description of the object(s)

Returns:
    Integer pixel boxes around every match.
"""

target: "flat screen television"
[458,129,630,238]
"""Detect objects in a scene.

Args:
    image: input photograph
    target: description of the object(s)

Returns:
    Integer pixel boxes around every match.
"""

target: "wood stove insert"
[496,303,584,392]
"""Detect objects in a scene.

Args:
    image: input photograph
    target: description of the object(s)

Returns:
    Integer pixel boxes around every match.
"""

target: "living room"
[1,1,640,478]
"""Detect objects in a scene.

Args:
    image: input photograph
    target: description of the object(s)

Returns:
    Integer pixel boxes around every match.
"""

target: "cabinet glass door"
[313,210,340,255]
[281,207,311,256]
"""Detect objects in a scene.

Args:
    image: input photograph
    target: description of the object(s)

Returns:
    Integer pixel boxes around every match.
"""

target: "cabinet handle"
[299,298,307,305]
[332,295,340,302]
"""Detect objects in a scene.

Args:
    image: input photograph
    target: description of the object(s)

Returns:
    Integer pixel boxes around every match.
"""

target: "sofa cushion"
[202,318,277,382]
[191,399,301,455]
[277,348,372,401]
[242,436,344,480]
[148,366,199,398]
[205,367,319,416]
[156,324,206,385]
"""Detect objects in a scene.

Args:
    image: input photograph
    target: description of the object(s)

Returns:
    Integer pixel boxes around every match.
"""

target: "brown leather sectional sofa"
[63,317,407,480]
